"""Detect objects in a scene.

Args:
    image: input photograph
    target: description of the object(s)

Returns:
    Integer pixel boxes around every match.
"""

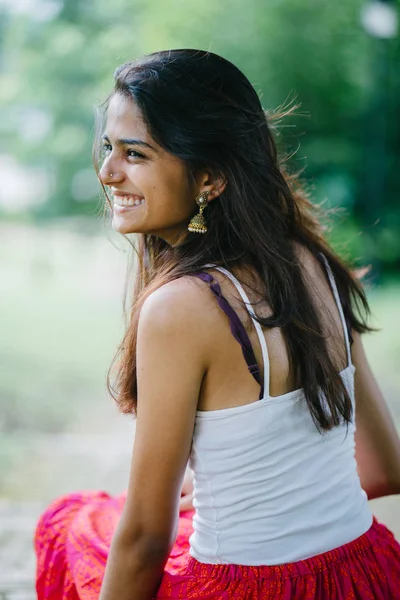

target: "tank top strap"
[319,253,352,368]
[192,270,263,399]
[202,264,270,399]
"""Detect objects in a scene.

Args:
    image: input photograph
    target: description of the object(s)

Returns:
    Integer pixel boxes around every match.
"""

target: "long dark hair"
[94,49,373,431]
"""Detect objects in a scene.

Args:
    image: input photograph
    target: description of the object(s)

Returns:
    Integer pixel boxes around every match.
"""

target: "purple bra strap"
[192,272,264,399]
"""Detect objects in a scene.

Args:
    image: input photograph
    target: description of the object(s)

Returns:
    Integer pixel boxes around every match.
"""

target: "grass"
[0,221,127,436]
[0,221,399,507]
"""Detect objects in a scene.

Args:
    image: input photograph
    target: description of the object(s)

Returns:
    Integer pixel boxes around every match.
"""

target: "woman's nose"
[98,164,122,186]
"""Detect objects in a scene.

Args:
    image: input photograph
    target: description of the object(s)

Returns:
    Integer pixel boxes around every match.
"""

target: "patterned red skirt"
[35,491,400,599]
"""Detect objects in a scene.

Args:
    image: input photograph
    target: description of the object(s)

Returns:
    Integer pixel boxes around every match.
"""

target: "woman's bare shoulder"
[139,274,220,336]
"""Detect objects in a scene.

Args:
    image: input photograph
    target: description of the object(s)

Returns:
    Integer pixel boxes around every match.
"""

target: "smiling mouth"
[113,195,145,207]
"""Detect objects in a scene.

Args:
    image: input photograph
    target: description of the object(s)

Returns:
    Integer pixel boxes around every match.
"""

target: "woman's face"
[98,92,198,245]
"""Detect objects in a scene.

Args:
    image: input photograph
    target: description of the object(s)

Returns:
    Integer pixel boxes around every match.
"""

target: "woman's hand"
[179,467,194,511]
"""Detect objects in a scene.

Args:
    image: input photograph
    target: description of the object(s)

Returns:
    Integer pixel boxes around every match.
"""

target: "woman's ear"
[196,170,227,202]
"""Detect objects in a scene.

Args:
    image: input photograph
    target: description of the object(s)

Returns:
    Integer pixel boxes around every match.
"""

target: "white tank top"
[188,255,373,565]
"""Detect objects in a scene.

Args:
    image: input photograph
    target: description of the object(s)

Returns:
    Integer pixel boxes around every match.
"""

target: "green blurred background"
[0,0,399,533]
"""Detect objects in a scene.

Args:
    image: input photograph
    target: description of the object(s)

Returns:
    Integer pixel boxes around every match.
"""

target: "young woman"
[35,49,400,599]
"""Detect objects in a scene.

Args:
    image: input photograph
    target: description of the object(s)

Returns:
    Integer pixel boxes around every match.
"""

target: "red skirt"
[35,490,400,599]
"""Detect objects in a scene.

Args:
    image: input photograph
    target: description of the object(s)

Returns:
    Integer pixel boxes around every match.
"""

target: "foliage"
[0,0,399,268]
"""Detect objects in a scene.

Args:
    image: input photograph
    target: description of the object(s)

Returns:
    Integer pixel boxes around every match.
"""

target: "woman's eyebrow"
[102,134,157,152]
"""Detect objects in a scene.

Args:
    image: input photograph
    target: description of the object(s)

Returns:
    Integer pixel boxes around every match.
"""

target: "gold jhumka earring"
[188,191,210,234]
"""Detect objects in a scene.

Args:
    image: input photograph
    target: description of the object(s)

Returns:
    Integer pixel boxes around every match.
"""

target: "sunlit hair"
[93,49,373,431]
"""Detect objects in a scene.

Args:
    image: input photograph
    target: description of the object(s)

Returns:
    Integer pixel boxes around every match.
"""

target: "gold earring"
[188,191,210,234]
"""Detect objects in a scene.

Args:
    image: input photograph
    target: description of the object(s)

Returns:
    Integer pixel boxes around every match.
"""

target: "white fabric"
[188,256,372,565]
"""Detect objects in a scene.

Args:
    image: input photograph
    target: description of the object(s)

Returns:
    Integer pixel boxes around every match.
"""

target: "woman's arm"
[353,331,400,499]
[99,277,211,600]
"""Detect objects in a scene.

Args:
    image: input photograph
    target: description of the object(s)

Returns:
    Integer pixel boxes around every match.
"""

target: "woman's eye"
[127,149,145,159]
[101,144,112,156]
[100,145,144,160]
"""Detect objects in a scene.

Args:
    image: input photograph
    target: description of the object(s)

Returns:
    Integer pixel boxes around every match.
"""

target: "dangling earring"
[188,191,210,234]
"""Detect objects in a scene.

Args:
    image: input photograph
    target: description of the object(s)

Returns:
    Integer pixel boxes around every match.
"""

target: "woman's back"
[189,247,372,564]
[196,244,351,413]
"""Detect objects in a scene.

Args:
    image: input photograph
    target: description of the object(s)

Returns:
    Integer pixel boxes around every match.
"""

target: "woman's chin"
[112,215,141,235]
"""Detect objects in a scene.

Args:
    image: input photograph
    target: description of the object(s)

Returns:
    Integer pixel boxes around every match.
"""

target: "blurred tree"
[0,0,398,268]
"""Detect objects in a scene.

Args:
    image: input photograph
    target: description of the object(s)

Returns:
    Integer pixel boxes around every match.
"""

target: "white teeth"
[113,195,145,207]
